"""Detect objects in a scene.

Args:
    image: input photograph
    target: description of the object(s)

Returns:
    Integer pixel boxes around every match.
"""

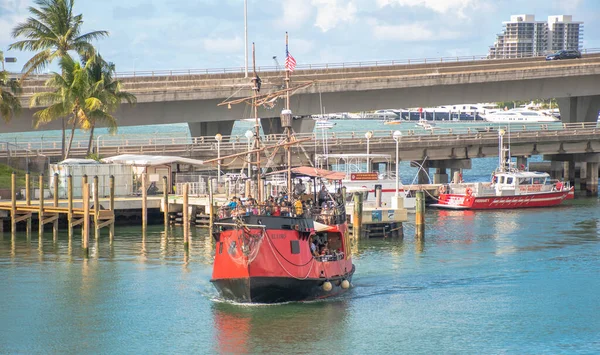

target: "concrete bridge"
[3,122,599,194]
[5,52,600,137]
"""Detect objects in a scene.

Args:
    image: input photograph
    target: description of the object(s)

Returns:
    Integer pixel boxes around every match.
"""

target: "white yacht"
[482,108,560,123]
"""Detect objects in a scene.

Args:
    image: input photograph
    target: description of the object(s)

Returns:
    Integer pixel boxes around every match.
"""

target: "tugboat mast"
[284,32,292,195]
[251,43,262,201]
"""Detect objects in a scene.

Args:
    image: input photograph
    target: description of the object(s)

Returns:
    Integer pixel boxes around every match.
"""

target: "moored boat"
[431,129,573,210]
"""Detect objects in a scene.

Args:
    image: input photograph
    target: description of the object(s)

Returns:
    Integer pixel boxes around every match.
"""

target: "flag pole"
[252,42,261,201]
[285,32,292,195]
[244,0,248,78]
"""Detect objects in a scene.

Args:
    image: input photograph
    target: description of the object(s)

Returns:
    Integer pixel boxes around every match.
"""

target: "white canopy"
[102,154,204,167]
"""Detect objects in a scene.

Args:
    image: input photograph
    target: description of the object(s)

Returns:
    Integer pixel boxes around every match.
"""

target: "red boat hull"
[211,215,354,303]
[434,187,573,210]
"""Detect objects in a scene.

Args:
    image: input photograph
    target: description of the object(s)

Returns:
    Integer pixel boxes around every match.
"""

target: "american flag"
[285,44,296,72]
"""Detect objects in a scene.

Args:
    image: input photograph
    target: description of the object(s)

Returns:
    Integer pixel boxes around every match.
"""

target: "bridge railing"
[110,48,600,79]
[1,122,598,159]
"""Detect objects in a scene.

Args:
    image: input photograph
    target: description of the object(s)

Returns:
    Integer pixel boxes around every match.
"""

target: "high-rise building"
[488,14,583,59]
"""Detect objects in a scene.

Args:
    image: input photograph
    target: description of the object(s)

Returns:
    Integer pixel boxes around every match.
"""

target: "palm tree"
[9,0,108,157]
[30,54,101,159]
[83,55,136,155]
[0,68,22,122]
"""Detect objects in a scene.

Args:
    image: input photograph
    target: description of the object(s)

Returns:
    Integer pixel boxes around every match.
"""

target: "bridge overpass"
[3,122,599,194]
[4,52,600,137]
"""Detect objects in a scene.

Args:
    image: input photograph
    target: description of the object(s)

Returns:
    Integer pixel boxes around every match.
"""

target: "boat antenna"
[252,42,262,201]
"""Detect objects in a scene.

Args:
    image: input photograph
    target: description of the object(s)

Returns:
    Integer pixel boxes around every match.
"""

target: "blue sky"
[0,0,599,73]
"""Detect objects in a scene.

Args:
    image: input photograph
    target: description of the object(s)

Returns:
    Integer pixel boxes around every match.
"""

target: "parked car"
[546,49,582,60]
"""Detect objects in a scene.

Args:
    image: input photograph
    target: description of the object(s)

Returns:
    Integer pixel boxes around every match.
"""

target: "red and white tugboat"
[431,129,574,210]
[210,38,354,303]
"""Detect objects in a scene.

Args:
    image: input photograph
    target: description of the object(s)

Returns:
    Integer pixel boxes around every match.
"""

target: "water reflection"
[211,300,349,355]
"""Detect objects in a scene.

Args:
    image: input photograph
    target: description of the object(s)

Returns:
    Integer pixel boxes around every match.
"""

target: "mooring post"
[209,178,215,233]
[53,173,59,240]
[67,175,73,239]
[11,172,16,235]
[109,175,115,242]
[353,192,363,239]
[38,174,44,237]
[375,184,382,208]
[93,176,99,240]
[415,190,425,240]
[25,172,31,237]
[82,181,90,257]
[142,172,147,231]
[183,183,189,250]
[162,176,169,229]
[81,175,87,240]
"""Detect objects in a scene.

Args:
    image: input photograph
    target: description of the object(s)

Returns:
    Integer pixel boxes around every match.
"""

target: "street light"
[215,133,222,182]
[365,131,373,172]
[245,130,253,178]
[393,130,402,197]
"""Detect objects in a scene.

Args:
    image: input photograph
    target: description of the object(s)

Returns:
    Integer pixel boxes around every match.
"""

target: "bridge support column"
[564,160,575,187]
[433,168,448,184]
[417,167,429,185]
[579,163,587,191]
[586,162,598,196]
[261,117,315,135]
[549,161,564,180]
[557,95,600,123]
[188,121,235,138]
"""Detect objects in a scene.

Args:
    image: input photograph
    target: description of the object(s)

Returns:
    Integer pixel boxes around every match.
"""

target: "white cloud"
[311,0,357,32]
[276,0,313,29]
[376,0,484,18]
[203,36,243,53]
[373,23,463,41]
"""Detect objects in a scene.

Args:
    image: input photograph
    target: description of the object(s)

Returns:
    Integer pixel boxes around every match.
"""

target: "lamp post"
[365,131,373,172]
[215,133,222,182]
[245,130,253,178]
[393,130,402,197]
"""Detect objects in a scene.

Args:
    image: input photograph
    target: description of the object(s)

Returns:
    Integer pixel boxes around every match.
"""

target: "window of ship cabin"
[518,178,532,185]
[499,176,506,184]
[506,177,514,185]
[533,177,545,184]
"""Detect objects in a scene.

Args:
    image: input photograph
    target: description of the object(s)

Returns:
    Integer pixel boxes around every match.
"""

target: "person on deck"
[294,179,306,196]
[310,239,319,257]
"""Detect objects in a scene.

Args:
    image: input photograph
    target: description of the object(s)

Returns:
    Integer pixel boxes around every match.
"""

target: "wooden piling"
[415,190,425,240]
[93,176,99,239]
[82,181,90,257]
[209,178,215,232]
[142,172,147,230]
[162,176,169,229]
[38,174,44,236]
[11,172,16,235]
[109,175,115,241]
[67,175,73,238]
[81,175,87,241]
[53,173,59,240]
[25,172,31,236]
[352,192,363,239]
[183,183,189,250]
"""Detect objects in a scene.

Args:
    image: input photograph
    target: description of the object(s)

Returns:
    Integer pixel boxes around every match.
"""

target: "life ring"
[466,187,473,196]
[491,174,497,184]
[438,185,446,194]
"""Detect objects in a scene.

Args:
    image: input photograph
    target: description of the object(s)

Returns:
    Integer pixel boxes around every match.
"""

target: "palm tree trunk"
[86,123,95,156]
[64,114,77,159]
[61,118,66,160]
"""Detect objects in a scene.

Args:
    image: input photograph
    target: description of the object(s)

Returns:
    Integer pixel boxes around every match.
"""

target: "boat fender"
[466,187,473,196]
[341,280,350,289]
[322,281,333,292]
[438,185,446,194]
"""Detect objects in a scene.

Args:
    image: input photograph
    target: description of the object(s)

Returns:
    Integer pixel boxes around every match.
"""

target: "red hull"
[211,215,354,303]
[433,187,573,210]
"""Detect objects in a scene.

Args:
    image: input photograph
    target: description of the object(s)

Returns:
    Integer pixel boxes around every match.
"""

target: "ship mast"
[251,43,262,201]
[284,32,292,195]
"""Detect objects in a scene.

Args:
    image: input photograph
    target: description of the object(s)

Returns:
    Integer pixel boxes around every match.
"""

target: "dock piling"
[183,183,189,250]
[209,178,215,232]
[375,184,382,208]
[162,176,169,230]
[25,172,31,237]
[109,175,115,241]
[93,176,99,239]
[11,172,16,235]
[82,182,90,257]
[67,175,73,238]
[352,192,363,239]
[415,190,425,239]
[38,174,44,236]
[142,172,147,231]
[53,173,59,240]
[81,175,87,241]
